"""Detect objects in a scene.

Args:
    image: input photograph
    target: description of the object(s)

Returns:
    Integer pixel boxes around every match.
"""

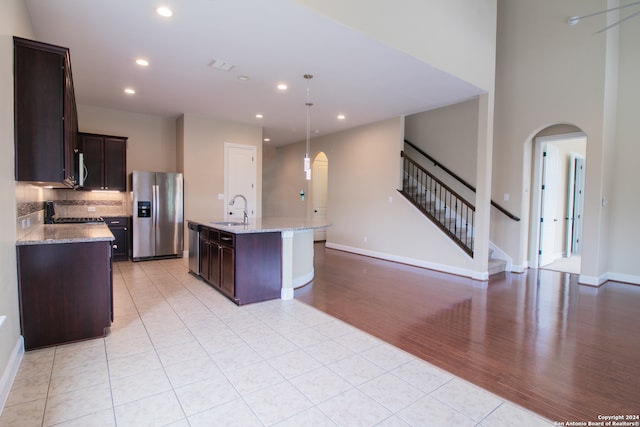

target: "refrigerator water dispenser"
[137,201,151,218]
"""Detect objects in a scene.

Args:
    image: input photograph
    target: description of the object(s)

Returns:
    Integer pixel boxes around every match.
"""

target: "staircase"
[488,249,507,276]
[400,152,475,257]
[400,141,518,276]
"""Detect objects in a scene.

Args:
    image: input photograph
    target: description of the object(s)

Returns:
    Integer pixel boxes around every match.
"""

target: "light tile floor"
[1,258,554,426]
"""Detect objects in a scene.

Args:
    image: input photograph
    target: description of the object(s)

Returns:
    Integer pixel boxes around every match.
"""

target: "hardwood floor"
[295,243,640,423]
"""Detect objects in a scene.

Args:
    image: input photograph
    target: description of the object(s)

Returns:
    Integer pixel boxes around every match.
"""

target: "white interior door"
[225,143,256,221]
[539,143,559,266]
[572,156,586,254]
[311,152,328,241]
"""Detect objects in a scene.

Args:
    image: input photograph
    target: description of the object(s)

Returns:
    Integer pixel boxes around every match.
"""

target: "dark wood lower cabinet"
[105,216,130,261]
[197,226,281,305]
[220,245,235,298]
[17,241,112,350]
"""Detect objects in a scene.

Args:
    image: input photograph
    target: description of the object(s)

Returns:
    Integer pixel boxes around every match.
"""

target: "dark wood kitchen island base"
[198,227,282,305]
[17,237,113,350]
[190,218,329,306]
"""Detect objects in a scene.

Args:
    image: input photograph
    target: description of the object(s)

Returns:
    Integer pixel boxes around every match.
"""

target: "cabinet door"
[199,234,211,282]
[14,41,65,183]
[106,217,129,261]
[104,137,126,190]
[17,241,112,350]
[81,134,104,189]
[63,51,78,185]
[220,246,235,298]
[210,243,221,288]
[110,227,127,259]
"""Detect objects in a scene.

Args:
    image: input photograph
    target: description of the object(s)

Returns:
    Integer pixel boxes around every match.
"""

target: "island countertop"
[16,223,115,246]
[188,217,330,234]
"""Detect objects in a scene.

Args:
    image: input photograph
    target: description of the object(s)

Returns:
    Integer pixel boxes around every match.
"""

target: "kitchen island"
[187,217,329,304]
[16,223,114,349]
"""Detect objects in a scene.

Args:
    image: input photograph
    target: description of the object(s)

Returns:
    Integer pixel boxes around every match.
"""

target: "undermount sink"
[211,221,246,226]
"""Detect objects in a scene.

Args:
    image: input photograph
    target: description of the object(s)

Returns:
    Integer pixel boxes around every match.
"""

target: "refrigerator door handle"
[152,184,159,229]
[78,153,85,187]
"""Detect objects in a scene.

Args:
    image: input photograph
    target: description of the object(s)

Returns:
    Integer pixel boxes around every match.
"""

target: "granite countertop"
[188,217,330,234]
[16,223,115,245]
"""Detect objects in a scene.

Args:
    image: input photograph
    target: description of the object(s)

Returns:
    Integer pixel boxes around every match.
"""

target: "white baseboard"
[0,336,24,415]
[580,272,640,287]
[608,272,640,286]
[292,269,314,289]
[511,262,528,273]
[325,242,478,280]
[281,288,294,300]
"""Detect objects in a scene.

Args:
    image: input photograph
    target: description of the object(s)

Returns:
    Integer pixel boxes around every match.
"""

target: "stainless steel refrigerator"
[132,171,184,261]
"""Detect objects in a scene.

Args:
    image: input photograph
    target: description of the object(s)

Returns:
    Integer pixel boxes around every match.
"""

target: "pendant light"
[303,74,313,180]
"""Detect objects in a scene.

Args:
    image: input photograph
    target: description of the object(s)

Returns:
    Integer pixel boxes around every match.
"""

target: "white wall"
[295,0,496,278]
[78,105,177,175]
[264,118,474,276]
[493,0,617,281]
[608,12,640,278]
[1,0,33,410]
[404,98,480,202]
[296,0,497,92]
[180,114,263,245]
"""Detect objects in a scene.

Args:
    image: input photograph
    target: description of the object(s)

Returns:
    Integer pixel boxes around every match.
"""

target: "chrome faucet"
[229,194,248,224]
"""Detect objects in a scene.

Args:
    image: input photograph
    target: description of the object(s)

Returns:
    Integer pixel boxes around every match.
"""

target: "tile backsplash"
[16,182,129,239]
[51,190,128,217]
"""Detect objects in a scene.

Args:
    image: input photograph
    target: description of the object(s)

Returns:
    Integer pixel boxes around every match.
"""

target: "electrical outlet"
[88,206,96,212]
[363,236,368,243]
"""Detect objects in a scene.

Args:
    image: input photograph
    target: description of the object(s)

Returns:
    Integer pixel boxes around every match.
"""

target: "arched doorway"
[529,127,586,275]
[310,152,328,241]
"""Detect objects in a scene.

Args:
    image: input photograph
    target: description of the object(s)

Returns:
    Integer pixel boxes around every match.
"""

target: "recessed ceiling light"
[277,83,288,90]
[124,88,136,95]
[136,58,149,66]
[237,75,250,81]
[157,6,173,17]
[256,114,263,119]
[263,138,270,142]
[337,114,346,120]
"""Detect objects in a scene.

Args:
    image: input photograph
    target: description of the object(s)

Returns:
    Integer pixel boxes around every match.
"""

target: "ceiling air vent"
[209,58,235,71]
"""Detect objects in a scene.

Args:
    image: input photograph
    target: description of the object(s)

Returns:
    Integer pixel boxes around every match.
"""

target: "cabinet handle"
[113,244,118,249]
[111,221,120,224]
[221,237,232,241]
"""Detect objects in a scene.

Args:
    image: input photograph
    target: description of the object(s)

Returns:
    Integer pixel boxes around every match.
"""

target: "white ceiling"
[24,0,483,147]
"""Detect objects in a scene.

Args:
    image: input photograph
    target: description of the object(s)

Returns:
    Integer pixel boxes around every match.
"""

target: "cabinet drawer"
[201,227,219,243]
[104,216,128,227]
[219,231,235,248]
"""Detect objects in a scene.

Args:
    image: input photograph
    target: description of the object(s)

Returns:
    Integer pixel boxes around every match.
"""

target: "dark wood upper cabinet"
[14,36,78,187]
[78,132,127,191]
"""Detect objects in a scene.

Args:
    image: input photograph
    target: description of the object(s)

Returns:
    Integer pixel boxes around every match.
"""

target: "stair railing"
[400,151,475,256]
[404,139,520,221]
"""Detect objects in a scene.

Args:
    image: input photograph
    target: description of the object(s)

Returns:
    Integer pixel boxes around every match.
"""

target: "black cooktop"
[53,217,105,224]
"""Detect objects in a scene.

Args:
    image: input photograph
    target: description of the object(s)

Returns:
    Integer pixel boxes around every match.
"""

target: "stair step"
[488,257,507,275]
